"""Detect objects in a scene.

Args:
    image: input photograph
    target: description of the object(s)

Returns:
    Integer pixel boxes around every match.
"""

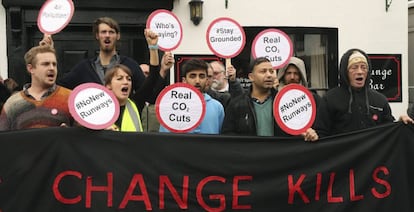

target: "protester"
[139,62,156,132]
[58,17,146,100]
[210,61,230,92]
[205,61,244,108]
[222,57,318,141]
[3,78,20,94]
[104,64,143,131]
[140,63,150,78]
[321,48,395,135]
[0,45,73,130]
[104,28,175,132]
[141,52,174,132]
[159,59,224,134]
[0,76,10,111]
[277,56,324,139]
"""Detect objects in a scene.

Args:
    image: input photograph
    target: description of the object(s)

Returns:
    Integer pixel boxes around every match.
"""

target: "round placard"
[252,28,293,69]
[273,84,316,135]
[155,83,206,133]
[146,9,183,51]
[37,0,75,34]
[206,17,246,58]
[68,83,120,130]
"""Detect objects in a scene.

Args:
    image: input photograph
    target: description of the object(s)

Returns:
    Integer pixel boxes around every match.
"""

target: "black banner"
[0,123,414,211]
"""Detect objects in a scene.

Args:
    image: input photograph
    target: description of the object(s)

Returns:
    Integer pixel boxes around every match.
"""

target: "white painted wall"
[0,0,7,79]
[171,0,408,117]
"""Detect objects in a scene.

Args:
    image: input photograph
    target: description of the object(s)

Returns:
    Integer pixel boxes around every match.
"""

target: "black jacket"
[58,56,145,92]
[321,48,394,136]
[58,56,166,114]
[206,79,244,109]
[221,88,281,136]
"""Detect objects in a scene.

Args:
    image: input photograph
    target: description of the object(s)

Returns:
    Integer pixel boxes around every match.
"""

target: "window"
[231,27,338,96]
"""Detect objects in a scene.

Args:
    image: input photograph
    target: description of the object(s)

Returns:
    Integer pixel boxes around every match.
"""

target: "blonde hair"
[24,45,56,67]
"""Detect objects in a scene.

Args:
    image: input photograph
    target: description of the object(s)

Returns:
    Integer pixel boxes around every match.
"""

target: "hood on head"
[339,48,371,88]
[277,56,308,88]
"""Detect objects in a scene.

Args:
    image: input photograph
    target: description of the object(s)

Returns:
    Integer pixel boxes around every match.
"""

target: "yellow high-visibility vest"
[116,99,143,132]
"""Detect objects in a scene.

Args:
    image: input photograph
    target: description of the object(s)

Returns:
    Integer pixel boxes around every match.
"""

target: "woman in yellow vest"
[104,64,143,132]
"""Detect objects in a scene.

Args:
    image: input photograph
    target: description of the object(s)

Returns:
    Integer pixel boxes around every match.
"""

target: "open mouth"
[121,87,129,95]
[355,77,364,82]
[47,72,55,79]
[103,40,111,47]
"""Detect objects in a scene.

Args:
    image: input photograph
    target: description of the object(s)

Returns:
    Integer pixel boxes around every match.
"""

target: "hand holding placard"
[37,0,74,35]
[146,9,183,51]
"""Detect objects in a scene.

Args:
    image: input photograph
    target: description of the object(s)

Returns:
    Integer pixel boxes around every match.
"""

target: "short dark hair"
[181,59,208,77]
[104,64,132,85]
[249,57,271,73]
[93,17,120,36]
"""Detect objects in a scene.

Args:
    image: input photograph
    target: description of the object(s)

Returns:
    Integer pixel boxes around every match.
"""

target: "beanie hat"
[347,51,368,69]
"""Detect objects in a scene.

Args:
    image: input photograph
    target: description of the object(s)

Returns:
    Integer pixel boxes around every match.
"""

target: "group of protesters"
[0,16,413,142]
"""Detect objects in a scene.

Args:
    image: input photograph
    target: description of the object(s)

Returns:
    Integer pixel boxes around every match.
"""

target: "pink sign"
[252,29,293,69]
[155,83,206,133]
[206,17,246,58]
[146,9,183,51]
[68,83,120,130]
[273,84,316,135]
[37,0,74,34]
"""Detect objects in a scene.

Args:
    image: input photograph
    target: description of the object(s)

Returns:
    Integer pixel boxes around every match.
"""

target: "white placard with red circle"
[37,0,75,34]
[273,84,316,135]
[252,28,293,69]
[146,9,183,51]
[156,83,206,133]
[68,83,120,130]
[206,17,246,58]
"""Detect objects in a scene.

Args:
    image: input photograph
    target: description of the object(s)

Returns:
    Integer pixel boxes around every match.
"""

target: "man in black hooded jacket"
[321,48,394,136]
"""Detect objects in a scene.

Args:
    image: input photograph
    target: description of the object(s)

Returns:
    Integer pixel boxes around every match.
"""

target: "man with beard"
[0,45,73,130]
[222,57,318,141]
[210,61,230,92]
[205,61,243,109]
[58,17,160,112]
[159,59,224,134]
[276,56,326,140]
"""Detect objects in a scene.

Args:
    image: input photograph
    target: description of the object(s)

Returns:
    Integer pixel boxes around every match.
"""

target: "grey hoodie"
[277,56,308,88]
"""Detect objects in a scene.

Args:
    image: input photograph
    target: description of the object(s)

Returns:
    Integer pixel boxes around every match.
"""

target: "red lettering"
[315,173,322,201]
[349,169,364,201]
[159,175,189,209]
[232,176,252,209]
[196,176,226,211]
[119,174,152,210]
[371,166,391,198]
[288,174,310,204]
[85,172,113,208]
[53,171,82,204]
[327,172,343,203]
